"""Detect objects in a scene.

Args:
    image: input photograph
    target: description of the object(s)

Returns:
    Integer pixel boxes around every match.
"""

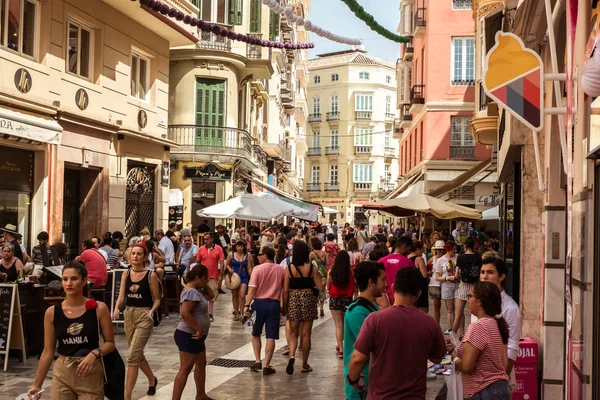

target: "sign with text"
[0,284,26,371]
[0,145,33,189]
[476,194,500,207]
[184,163,232,181]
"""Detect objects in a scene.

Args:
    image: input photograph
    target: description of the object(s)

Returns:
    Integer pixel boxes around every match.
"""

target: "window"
[331,73,339,82]
[451,37,475,85]
[355,93,373,111]
[354,128,373,146]
[330,129,338,148]
[131,52,150,100]
[384,131,391,148]
[329,165,338,183]
[359,72,369,80]
[268,5,279,39]
[353,163,373,182]
[249,0,261,32]
[201,0,227,23]
[384,164,391,176]
[312,97,320,114]
[386,75,391,84]
[229,0,243,25]
[195,78,225,134]
[314,75,321,84]
[452,0,472,9]
[330,95,339,113]
[311,166,320,183]
[67,21,92,79]
[311,131,320,148]
[450,116,475,158]
[1,0,37,57]
[298,157,304,178]
[385,95,392,115]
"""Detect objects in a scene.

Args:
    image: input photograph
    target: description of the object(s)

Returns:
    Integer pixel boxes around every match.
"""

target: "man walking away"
[344,261,387,400]
[379,236,414,303]
[347,268,446,399]
[195,232,224,322]
[245,247,285,375]
[355,224,368,252]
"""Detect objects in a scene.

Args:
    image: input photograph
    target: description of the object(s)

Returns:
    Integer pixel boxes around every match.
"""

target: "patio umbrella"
[256,192,315,221]
[363,193,482,220]
[197,193,296,222]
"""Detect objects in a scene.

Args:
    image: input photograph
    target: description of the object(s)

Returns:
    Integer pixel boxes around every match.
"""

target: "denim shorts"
[174,329,207,354]
[251,299,280,339]
[465,380,511,400]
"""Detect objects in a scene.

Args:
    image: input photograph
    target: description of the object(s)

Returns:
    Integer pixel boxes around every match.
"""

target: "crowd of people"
[17,217,520,400]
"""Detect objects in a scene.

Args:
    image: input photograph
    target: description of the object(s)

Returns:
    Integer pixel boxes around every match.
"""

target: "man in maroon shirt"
[347,268,446,399]
[379,236,414,301]
[77,240,108,287]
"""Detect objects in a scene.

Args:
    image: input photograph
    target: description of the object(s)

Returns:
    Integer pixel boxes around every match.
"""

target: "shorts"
[441,282,459,300]
[251,299,281,339]
[207,278,219,301]
[329,296,353,311]
[174,329,207,354]
[458,281,475,301]
[428,286,441,299]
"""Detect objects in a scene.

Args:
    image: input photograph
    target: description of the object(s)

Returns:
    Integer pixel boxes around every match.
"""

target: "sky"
[307,0,401,62]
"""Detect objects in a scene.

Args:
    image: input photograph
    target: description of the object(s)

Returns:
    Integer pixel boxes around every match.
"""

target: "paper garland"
[136,0,314,49]
[262,0,363,46]
[339,0,411,44]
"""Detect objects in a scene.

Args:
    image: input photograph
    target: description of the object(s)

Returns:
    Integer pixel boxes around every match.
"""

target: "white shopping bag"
[445,362,463,400]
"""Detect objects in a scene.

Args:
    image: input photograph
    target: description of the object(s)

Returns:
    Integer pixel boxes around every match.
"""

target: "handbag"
[151,271,162,327]
[96,309,125,400]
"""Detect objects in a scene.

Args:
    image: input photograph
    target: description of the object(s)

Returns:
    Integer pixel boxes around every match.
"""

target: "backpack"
[458,254,482,283]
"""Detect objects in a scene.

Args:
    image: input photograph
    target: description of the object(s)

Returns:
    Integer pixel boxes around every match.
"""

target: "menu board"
[169,206,184,230]
[111,269,128,324]
[0,284,25,371]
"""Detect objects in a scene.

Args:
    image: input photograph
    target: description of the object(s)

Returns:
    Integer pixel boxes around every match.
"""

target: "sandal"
[286,357,295,375]
[301,364,313,373]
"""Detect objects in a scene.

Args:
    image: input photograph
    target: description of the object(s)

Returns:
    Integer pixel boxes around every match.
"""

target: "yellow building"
[306,50,399,227]
[0,0,195,256]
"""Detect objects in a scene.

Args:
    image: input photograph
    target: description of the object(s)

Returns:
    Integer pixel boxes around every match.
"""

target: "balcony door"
[196,78,226,148]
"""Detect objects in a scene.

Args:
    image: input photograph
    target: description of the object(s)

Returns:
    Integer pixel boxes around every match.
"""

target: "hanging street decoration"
[262,0,362,46]
[135,0,314,49]
[339,0,410,44]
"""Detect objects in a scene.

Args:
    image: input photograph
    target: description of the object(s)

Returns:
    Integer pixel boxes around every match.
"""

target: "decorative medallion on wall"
[14,68,32,94]
[138,110,148,129]
[75,89,89,111]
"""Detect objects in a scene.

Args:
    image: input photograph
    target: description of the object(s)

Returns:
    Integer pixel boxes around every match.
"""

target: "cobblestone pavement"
[1,291,467,400]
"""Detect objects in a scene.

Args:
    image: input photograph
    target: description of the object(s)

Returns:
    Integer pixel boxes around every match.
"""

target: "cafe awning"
[427,157,493,198]
[384,172,423,199]
[238,171,322,221]
[0,106,62,144]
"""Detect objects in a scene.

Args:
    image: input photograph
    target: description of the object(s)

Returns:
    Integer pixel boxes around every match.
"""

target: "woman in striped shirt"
[447,281,510,399]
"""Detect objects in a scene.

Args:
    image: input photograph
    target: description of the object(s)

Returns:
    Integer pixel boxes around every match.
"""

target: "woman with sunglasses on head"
[225,240,254,321]
[114,244,161,400]
[28,261,115,399]
[435,241,459,334]
[447,281,511,400]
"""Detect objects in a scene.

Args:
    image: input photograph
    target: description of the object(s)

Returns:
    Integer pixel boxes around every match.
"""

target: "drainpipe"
[46,144,53,239]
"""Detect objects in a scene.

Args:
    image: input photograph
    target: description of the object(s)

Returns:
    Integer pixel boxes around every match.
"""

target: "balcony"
[325,146,339,156]
[385,112,395,122]
[354,183,372,192]
[470,101,499,146]
[325,182,339,191]
[281,80,294,109]
[246,33,263,59]
[451,79,475,86]
[198,23,232,51]
[306,182,321,192]
[413,7,426,37]
[410,84,425,113]
[326,112,340,122]
[356,111,373,120]
[402,40,414,62]
[307,147,322,156]
[355,145,373,154]
[450,146,476,159]
[400,104,412,129]
[168,125,258,167]
[308,113,322,124]
[393,118,403,139]
[384,147,395,157]
[253,144,268,174]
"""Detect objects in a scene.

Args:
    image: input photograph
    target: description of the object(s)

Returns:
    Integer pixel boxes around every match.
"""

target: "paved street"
[1,292,465,400]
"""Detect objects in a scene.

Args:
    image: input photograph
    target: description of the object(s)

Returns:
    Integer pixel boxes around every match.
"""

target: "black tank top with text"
[54,304,100,357]
[125,270,153,307]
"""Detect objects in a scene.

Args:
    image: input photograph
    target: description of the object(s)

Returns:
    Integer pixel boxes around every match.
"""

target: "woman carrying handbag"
[28,260,116,399]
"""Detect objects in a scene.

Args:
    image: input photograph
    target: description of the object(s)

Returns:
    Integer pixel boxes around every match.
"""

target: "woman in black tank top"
[28,260,115,399]
[114,243,161,400]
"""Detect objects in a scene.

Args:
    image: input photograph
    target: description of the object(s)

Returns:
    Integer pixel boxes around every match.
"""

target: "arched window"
[314,75,321,84]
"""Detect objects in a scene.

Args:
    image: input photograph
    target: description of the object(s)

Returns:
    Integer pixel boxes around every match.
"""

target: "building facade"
[393,0,496,233]
[305,50,399,226]
[0,0,195,258]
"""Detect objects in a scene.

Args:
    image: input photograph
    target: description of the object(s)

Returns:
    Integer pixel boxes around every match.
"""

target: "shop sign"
[476,194,500,207]
[161,160,170,186]
[0,146,33,188]
[184,163,232,181]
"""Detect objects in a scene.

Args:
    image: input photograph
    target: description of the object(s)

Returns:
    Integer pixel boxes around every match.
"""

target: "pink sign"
[513,337,538,400]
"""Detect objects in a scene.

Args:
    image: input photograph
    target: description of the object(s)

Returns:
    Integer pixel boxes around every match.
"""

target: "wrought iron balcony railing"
[306,182,321,192]
[197,23,232,51]
[307,147,322,156]
[325,146,339,155]
[325,182,339,191]
[308,113,322,123]
[168,124,253,159]
[356,111,372,120]
[326,112,340,121]
[450,146,476,159]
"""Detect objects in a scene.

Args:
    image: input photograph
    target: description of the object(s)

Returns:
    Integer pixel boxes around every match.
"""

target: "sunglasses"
[257,253,264,256]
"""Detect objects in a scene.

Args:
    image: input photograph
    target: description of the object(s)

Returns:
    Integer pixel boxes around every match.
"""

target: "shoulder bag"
[96,309,125,400]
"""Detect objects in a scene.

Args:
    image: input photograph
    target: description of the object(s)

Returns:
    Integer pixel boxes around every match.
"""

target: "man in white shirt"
[355,224,368,251]
[156,229,175,262]
[451,224,461,244]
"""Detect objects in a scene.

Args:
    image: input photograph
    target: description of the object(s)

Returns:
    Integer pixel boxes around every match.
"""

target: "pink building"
[393,0,496,214]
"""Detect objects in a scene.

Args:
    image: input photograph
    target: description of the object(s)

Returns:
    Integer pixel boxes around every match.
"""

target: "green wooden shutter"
[269,6,279,40]
[249,0,261,33]
[195,79,226,147]
[229,0,243,25]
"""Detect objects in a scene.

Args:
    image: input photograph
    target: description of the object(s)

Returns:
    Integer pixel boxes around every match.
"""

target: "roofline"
[314,49,367,58]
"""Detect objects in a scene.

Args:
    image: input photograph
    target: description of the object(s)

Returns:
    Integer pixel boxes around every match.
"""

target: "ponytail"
[473,281,510,344]
[495,315,509,345]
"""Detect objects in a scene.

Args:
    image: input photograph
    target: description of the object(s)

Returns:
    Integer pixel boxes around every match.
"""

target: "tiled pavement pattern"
[1,292,468,400]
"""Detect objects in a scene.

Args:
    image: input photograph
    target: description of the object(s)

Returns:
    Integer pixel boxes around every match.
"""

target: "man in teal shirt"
[344,261,387,399]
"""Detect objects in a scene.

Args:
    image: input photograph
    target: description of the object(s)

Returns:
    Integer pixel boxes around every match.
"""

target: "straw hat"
[225,273,241,290]
[432,240,446,250]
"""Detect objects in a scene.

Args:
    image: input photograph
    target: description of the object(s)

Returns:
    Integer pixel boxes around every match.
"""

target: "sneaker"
[282,345,290,356]
[209,314,214,322]
[263,366,276,375]
[427,371,437,380]
[250,362,262,372]
[320,308,325,317]
[443,328,453,335]
[428,364,441,373]
[336,351,343,359]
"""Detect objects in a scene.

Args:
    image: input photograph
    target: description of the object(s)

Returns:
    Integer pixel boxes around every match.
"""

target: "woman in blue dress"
[225,240,254,321]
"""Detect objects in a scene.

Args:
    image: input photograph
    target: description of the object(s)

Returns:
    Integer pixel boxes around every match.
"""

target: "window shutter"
[229,0,243,25]
[249,0,261,33]
[269,4,280,40]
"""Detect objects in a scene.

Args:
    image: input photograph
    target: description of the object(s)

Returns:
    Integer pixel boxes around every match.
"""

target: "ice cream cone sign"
[483,32,544,132]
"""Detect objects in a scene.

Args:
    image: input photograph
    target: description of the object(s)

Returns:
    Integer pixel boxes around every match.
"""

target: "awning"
[281,173,306,198]
[428,158,493,198]
[0,106,61,144]
[399,180,424,198]
[482,206,499,220]
[238,171,322,221]
[384,172,423,199]
[323,206,339,214]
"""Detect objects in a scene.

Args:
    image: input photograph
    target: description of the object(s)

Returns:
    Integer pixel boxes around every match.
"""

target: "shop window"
[1,0,38,58]
[131,51,150,101]
[67,20,93,79]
